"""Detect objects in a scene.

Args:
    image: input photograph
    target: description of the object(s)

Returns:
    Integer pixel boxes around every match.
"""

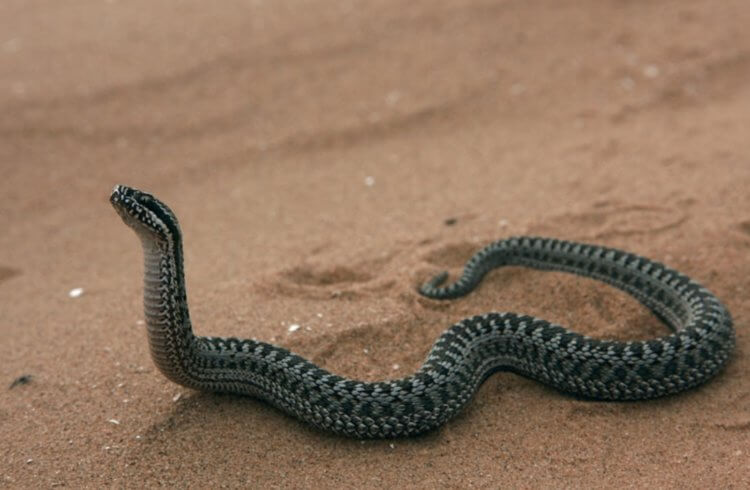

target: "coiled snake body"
[110,185,734,438]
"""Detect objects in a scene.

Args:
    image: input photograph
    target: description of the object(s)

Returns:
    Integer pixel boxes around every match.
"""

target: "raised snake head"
[110,184,181,246]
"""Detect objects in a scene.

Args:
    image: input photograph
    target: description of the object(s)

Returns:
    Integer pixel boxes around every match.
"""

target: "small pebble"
[392,364,400,370]
[288,324,300,332]
[108,419,120,425]
[68,288,84,298]
[444,218,457,226]
[364,176,375,187]
[9,374,32,389]
[643,65,660,78]
[172,393,182,402]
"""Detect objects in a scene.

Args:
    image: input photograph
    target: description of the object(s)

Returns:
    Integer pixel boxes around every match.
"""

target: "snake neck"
[140,234,200,387]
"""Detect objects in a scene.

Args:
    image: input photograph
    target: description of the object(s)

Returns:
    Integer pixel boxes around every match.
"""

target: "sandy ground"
[1,0,749,487]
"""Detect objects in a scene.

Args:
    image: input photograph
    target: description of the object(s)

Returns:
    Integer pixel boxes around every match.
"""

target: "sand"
[1,0,749,487]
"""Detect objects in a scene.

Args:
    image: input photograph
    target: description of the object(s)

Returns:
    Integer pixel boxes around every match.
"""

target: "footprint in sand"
[422,241,481,269]
[419,202,685,272]
[530,202,688,240]
[283,264,373,287]
[0,266,21,284]
[736,219,750,237]
[265,253,396,300]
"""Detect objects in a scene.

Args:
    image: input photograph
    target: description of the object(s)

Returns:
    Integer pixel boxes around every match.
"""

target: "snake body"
[110,185,735,438]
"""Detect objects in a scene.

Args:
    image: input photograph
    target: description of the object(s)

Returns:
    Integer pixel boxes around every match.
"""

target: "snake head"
[110,184,181,244]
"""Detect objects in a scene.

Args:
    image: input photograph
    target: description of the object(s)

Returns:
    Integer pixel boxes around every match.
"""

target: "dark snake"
[110,185,735,438]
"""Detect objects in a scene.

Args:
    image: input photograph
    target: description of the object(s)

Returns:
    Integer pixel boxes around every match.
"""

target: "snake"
[110,184,735,438]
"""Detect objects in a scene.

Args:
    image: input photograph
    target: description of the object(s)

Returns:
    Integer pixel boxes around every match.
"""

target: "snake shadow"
[136,369,694,451]
[138,390,447,447]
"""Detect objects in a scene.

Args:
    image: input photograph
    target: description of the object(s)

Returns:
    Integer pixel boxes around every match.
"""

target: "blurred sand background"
[1,0,749,487]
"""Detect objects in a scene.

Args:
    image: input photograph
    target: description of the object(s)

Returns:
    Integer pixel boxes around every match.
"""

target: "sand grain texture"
[1,0,749,487]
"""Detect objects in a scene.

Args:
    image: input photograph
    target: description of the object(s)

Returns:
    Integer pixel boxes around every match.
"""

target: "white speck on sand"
[68,288,84,298]
[643,64,660,78]
[288,323,300,332]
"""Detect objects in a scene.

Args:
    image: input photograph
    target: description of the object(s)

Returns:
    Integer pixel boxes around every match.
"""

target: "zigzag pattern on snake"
[110,185,735,438]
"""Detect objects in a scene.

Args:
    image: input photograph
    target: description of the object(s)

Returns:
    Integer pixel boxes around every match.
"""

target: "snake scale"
[110,185,734,438]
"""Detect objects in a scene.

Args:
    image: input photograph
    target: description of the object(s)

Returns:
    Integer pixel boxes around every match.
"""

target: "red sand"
[1,0,748,487]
